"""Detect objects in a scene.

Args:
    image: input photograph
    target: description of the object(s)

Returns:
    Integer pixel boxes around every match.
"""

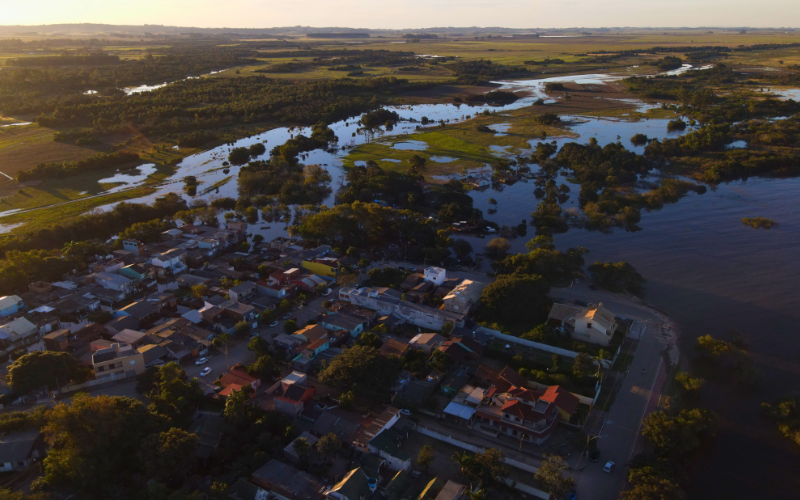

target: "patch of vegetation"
[741,217,775,229]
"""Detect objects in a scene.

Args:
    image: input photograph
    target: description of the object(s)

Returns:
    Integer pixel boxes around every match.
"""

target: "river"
[81,72,800,499]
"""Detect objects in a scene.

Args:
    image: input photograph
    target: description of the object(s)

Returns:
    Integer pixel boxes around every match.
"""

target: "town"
[0,214,671,500]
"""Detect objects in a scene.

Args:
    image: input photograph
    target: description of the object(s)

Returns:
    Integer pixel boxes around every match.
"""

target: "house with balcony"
[150,248,188,279]
[92,342,146,381]
[474,385,559,445]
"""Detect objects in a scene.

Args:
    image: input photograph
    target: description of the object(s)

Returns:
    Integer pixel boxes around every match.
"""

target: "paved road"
[553,283,670,500]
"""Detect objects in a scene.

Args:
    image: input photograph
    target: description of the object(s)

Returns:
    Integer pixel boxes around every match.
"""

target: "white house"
[443,279,484,314]
[423,267,447,286]
[0,317,37,344]
[150,248,187,277]
[547,302,618,346]
[93,272,135,295]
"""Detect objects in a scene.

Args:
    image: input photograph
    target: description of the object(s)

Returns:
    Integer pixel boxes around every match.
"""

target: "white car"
[200,367,212,377]
[194,357,208,366]
[603,461,615,473]
[321,288,332,296]
[399,409,412,416]
[282,313,292,319]
[269,320,279,327]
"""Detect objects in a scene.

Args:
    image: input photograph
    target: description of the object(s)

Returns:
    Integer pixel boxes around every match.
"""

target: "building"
[275,384,315,418]
[92,343,146,381]
[250,460,327,500]
[0,317,37,344]
[218,367,261,398]
[122,239,145,256]
[150,248,188,278]
[548,302,618,346]
[42,328,70,351]
[117,301,159,325]
[229,281,257,302]
[303,257,341,278]
[284,432,319,464]
[539,385,581,423]
[423,267,447,286]
[339,287,465,330]
[474,385,559,445]
[435,481,466,500]
[379,339,409,358]
[408,333,446,354]
[320,313,367,338]
[0,295,24,317]
[0,431,44,472]
[93,272,135,295]
[325,468,377,500]
[442,280,483,314]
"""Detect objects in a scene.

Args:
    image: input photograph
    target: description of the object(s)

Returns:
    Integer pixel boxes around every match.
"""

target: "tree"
[588,261,646,295]
[478,274,550,328]
[417,444,435,473]
[358,331,383,348]
[675,372,705,395]
[283,319,298,334]
[571,353,593,379]
[234,320,251,337]
[248,355,279,382]
[260,308,275,323]
[7,351,86,394]
[642,408,717,457]
[319,345,402,402]
[137,428,198,488]
[534,455,575,500]
[278,299,292,313]
[339,390,355,410]
[452,239,473,259]
[315,433,342,462]
[429,350,455,374]
[137,362,203,428]
[322,300,333,309]
[484,237,511,258]
[453,449,509,488]
[248,336,271,357]
[190,283,208,298]
[408,154,427,174]
[440,321,454,338]
[551,354,562,372]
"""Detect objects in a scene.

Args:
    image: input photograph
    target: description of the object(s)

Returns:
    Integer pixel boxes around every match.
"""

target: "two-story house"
[0,296,24,318]
[474,386,559,445]
[547,302,618,346]
[150,248,188,279]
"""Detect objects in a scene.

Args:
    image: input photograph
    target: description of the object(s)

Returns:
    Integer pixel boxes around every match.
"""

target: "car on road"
[194,357,208,366]
[603,461,615,473]
[269,320,279,327]
[322,288,332,296]
[282,313,292,319]
[200,367,212,377]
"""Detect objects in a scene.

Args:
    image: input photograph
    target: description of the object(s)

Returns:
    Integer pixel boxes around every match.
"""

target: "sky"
[2,0,799,29]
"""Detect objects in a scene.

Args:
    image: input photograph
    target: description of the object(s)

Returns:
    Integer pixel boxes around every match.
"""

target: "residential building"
[292,337,330,373]
[117,301,159,325]
[229,281,257,302]
[0,431,44,472]
[325,468,377,500]
[339,287,465,330]
[367,425,412,471]
[218,367,261,398]
[292,324,330,343]
[442,280,483,314]
[250,460,326,500]
[150,248,188,278]
[408,333,446,354]
[119,263,154,281]
[303,257,341,278]
[547,302,618,346]
[474,385,559,445]
[0,295,24,317]
[93,272,135,295]
[320,313,366,338]
[274,384,315,418]
[42,328,70,351]
[122,239,145,256]
[379,339,409,358]
[111,328,148,346]
[92,342,146,381]
[435,481,466,500]
[423,267,447,286]
[290,274,328,292]
[312,410,363,445]
[539,385,580,423]
[284,432,319,464]
[0,317,37,344]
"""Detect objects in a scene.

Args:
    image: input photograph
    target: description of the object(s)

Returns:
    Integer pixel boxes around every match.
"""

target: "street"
[552,283,673,500]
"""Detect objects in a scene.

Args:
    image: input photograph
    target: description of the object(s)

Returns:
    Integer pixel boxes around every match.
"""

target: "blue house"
[0,296,24,318]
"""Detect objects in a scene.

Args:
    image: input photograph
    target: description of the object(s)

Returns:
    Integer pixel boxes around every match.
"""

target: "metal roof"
[443,402,477,420]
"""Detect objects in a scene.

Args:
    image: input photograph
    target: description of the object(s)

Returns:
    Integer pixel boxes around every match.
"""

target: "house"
[437,337,484,364]
[547,302,618,346]
[274,384,315,418]
[192,412,224,460]
[440,367,472,396]
[138,344,168,366]
[0,317,37,344]
[292,337,330,373]
[42,328,70,351]
[93,272,135,295]
[218,367,261,398]
[122,239,145,256]
[284,432,319,464]
[0,295,24,317]
[325,468,377,500]
[27,282,52,294]
[161,228,184,240]
[423,267,447,286]
[275,333,305,351]
[408,333,446,354]
[354,407,402,449]
[117,301,159,325]
[119,263,154,281]
[435,481,466,500]
[0,431,44,472]
[104,314,141,335]
[539,385,581,423]
[292,324,330,343]
[250,460,326,500]
[399,273,423,292]
[474,385,560,445]
[312,410,363,445]
[339,288,465,330]
[442,280,483,314]
[229,281,257,302]
[320,313,366,338]
[92,342,146,381]
[379,339,409,358]
[367,423,412,471]
[150,248,188,278]
[290,274,329,292]
[111,328,148,346]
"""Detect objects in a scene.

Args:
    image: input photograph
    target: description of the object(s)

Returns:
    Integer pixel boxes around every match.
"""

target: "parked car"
[194,357,208,366]
[200,367,212,377]
[282,313,292,319]
[269,320,279,327]
[603,461,615,473]
[322,288,332,296]
[399,409,412,416]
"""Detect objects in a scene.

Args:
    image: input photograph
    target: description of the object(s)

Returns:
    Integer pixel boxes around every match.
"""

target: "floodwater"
[85,72,800,498]
[121,69,229,95]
